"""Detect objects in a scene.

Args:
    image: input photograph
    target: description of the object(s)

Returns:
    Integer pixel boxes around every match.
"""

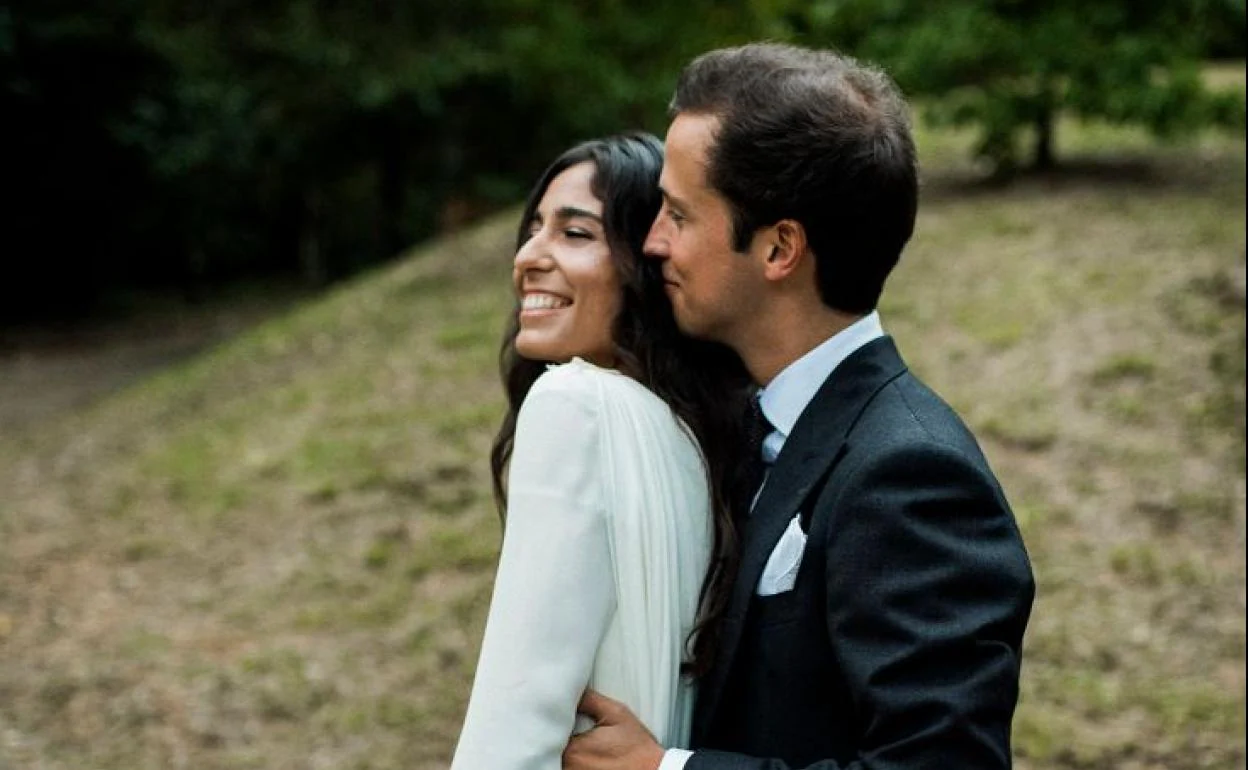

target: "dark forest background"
[3,0,1244,323]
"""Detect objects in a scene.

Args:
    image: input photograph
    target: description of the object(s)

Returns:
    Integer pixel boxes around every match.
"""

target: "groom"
[563,43,1035,770]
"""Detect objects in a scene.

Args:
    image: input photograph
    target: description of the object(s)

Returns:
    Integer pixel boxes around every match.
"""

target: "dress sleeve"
[451,368,616,770]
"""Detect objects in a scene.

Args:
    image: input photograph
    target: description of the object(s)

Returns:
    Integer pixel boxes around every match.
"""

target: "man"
[563,43,1035,770]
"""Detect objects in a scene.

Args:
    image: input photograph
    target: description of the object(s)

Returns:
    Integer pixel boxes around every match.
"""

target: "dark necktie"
[740,395,772,514]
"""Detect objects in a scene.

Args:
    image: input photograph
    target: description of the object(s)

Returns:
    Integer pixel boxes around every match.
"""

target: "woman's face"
[513,161,621,367]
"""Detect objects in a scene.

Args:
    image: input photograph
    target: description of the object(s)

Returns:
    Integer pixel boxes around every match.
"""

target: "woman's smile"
[520,291,573,315]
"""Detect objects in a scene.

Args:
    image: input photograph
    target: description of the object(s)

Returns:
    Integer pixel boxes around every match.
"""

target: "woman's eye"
[668,209,686,224]
[565,229,592,240]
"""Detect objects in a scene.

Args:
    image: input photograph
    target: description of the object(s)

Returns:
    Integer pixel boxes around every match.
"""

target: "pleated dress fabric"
[450,358,713,769]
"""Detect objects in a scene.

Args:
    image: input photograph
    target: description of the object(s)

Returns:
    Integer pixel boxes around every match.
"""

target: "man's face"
[645,113,763,347]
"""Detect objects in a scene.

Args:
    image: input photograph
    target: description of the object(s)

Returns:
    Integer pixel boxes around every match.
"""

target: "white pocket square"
[756,514,807,596]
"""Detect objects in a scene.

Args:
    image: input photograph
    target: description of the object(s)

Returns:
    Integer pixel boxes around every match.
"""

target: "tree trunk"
[378,115,406,259]
[183,244,207,304]
[299,187,326,287]
[1032,79,1057,171]
[1033,105,1055,171]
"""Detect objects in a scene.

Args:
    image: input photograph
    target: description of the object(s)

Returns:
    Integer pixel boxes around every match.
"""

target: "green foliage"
[3,0,1244,319]
[3,0,773,320]
[791,0,1247,172]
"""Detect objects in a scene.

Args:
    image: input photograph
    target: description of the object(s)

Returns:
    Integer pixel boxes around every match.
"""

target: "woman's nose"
[513,232,552,271]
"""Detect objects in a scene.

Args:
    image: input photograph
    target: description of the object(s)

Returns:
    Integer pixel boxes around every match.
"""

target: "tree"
[129,0,776,286]
[1,0,169,319]
[1,0,788,320]
[789,0,1247,174]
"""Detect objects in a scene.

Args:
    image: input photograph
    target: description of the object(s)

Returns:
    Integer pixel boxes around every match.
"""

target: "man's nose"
[643,219,669,260]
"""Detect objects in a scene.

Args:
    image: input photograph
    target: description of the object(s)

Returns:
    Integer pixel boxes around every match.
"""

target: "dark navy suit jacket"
[687,337,1035,770]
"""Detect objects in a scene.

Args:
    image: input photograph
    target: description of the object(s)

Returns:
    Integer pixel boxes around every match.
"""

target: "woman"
[450,133,749,768]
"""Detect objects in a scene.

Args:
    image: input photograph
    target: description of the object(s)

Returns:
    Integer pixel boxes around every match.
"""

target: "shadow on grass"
[923,151,1246,201]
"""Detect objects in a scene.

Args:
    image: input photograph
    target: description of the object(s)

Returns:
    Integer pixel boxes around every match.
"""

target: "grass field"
[1,106,1244,768]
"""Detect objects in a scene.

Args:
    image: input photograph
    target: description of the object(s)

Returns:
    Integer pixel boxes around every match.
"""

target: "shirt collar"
[758,311,885,447]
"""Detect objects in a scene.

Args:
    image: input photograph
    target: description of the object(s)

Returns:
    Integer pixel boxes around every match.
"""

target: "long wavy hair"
[488,132,751,678]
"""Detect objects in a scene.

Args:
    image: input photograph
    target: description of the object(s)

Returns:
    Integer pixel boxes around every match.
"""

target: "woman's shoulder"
[527,357,654,407]
[531,357,618,392]
[517,359,617,429]
[544,359,683,414]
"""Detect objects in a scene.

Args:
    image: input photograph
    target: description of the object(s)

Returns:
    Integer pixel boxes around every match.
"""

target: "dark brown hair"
[671,42,919,314]
[488,133,751,677]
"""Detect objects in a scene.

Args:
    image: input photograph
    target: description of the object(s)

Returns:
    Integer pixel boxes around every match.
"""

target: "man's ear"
[759,219,809,282]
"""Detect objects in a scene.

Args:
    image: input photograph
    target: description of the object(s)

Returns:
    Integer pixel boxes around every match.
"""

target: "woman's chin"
[516,334,613,368]
[516,338,564,364]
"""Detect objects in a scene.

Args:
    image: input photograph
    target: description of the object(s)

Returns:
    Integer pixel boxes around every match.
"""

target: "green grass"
[1,108,1244,769]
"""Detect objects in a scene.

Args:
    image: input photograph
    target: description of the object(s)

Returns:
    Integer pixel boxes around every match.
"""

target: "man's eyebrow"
[658,186,689,210]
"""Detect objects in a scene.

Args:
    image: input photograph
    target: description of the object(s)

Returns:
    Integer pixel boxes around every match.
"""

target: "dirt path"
[0,295,305,437]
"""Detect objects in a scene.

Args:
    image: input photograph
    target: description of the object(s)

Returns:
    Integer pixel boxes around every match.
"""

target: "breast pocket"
[756,514,806,597]
[753,513,813,625]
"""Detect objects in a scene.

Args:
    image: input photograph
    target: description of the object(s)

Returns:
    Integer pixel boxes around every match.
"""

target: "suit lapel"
[694,337,908,741]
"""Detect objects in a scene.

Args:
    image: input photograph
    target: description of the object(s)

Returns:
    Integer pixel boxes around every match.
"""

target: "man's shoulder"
[821,374,1013,529]
[851,371,992,470]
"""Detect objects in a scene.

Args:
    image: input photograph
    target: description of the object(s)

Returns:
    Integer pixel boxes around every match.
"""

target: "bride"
[450,133,748,768]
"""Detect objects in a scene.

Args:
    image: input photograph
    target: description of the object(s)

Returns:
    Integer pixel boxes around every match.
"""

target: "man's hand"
[562,690,666,770]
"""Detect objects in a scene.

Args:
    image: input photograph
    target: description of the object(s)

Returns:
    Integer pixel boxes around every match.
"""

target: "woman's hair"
[488,132,751,678]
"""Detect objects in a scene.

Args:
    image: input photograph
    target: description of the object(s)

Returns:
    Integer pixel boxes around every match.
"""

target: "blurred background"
[0,1,1244,769]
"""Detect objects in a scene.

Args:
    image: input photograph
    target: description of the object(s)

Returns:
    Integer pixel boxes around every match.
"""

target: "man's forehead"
[665,112,719,158]
[661,113,719,196]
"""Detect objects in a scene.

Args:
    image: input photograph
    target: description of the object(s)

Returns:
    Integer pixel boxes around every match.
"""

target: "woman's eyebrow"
[552,206,603,223]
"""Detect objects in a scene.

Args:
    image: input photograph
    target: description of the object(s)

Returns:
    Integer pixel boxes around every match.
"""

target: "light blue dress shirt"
[757,310,885,465]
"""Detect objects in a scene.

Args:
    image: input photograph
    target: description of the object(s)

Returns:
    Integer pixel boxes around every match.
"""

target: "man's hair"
[671,43,918,314]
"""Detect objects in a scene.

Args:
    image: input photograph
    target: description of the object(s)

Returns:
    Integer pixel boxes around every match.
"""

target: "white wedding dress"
[450,358,713,769]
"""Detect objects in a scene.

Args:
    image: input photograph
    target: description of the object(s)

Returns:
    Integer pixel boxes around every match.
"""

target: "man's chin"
[671,311,708,340]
